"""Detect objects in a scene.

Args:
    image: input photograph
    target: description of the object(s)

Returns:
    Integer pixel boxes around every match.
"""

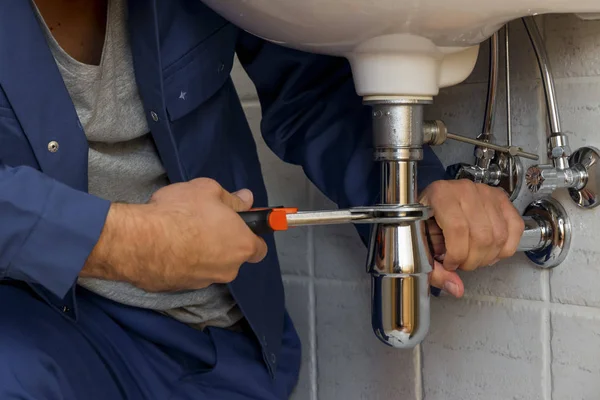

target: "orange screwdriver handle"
[239,207,298,235]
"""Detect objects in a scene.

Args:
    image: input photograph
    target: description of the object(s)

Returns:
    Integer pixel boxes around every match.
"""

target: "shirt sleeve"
[0,163,110,299]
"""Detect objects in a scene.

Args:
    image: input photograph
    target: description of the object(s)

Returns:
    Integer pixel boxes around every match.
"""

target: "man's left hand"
[419,180,525,298]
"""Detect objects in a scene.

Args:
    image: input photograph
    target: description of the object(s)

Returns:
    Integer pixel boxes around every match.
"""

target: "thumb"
[429,260,465,298]
[222,188,254,212]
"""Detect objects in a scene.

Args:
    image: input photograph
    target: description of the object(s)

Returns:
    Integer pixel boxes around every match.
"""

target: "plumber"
[0,0,525,399]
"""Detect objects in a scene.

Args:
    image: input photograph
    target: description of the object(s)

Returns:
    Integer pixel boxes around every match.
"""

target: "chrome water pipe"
[522,15,572,168]
[452,29,524,200]
[257,94,574,348]
[522,17,561,137]
[506,24,515,193]
[518,198,571,268]
[475,31,500,170]
[522,17,600,208]
[361,97,572,349]
[364,98,434,349]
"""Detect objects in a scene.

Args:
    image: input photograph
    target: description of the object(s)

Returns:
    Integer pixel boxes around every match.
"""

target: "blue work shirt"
[0,0,446,377]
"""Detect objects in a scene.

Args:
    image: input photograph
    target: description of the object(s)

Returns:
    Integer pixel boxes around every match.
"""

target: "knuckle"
[428,180,450,198]
[449,245,469,264]
[498,197,514,210]
[213,266,240,283]
[499,245,517,258]
[196,178,221,194]
[478,183,508,204]
[496,188,515,205]
[220,270,240,284]
[495,224,510,245]
[450,220,469,237]
[515,216,526,234]
[429,180,446,192]
[224,268,240,283]
[239,236,259,258]
[461,263,478,272]
[457,179,476,192]
[491,185,508,197]
[506,246,518,257]
[472,229,494,247]
[479,182,497,194]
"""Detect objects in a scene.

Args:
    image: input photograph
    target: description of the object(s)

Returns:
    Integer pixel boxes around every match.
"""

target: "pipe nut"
[422,120,447,146]
[474,146,496,160]
[551,145,572,159]
[549,134,572,159]
[456,164,484,182]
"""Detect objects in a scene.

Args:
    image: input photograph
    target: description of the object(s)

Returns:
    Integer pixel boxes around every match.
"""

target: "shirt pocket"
[163,23,238,122]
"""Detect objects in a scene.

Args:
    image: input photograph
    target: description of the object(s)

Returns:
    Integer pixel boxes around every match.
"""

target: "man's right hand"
[81,178,268,292]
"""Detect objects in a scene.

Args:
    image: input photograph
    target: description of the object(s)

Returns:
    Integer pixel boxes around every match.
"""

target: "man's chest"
[32,0,109,66]
[0,0,245,187]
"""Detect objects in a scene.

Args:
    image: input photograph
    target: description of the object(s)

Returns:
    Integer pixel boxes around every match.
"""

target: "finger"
[458,183,495,271]
[427,219,446,257]
[222,188,254,212]
[427,218,442,235]
[497,198,525,259]
[429,260,465,298]
[478,187,510,266]
[421,182,469,271]
[246,237,268,264]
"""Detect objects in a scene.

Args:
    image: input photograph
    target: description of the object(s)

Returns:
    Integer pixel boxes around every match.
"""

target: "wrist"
[81,202,151,282]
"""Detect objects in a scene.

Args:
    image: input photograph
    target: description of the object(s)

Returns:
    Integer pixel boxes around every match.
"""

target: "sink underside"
[203,0,600,97]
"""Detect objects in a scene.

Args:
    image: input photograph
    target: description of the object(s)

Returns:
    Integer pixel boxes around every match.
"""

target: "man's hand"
[82,178,267,292]
[420,180,525,298]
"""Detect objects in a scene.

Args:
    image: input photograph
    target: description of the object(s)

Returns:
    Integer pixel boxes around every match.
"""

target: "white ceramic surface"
[203,0,600,97]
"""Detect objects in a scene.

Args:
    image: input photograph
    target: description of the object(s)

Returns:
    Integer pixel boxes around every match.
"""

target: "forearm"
[81,203,146,283]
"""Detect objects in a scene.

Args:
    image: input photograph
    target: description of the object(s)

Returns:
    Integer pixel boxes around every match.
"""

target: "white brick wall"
[232,15,600,400]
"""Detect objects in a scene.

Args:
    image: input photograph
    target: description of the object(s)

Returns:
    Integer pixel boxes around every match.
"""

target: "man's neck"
[34,0,109,66]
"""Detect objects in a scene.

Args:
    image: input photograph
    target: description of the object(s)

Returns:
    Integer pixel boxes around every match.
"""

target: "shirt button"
[270,353,276,364]
[218,63,225,73]
[262,335,267,345]
[150,111,159,122]
[47,141,59,153]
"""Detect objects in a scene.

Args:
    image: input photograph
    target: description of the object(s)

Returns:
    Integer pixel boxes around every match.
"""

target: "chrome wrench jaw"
[286,204,433,227]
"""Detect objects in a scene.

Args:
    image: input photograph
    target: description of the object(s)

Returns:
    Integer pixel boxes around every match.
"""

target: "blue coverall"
[0,0,446,398]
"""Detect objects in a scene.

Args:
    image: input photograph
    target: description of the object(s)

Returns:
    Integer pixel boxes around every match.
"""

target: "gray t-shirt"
[33,0,242,330]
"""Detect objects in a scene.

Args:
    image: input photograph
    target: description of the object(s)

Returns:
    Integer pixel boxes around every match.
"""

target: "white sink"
[203,0,600,98]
